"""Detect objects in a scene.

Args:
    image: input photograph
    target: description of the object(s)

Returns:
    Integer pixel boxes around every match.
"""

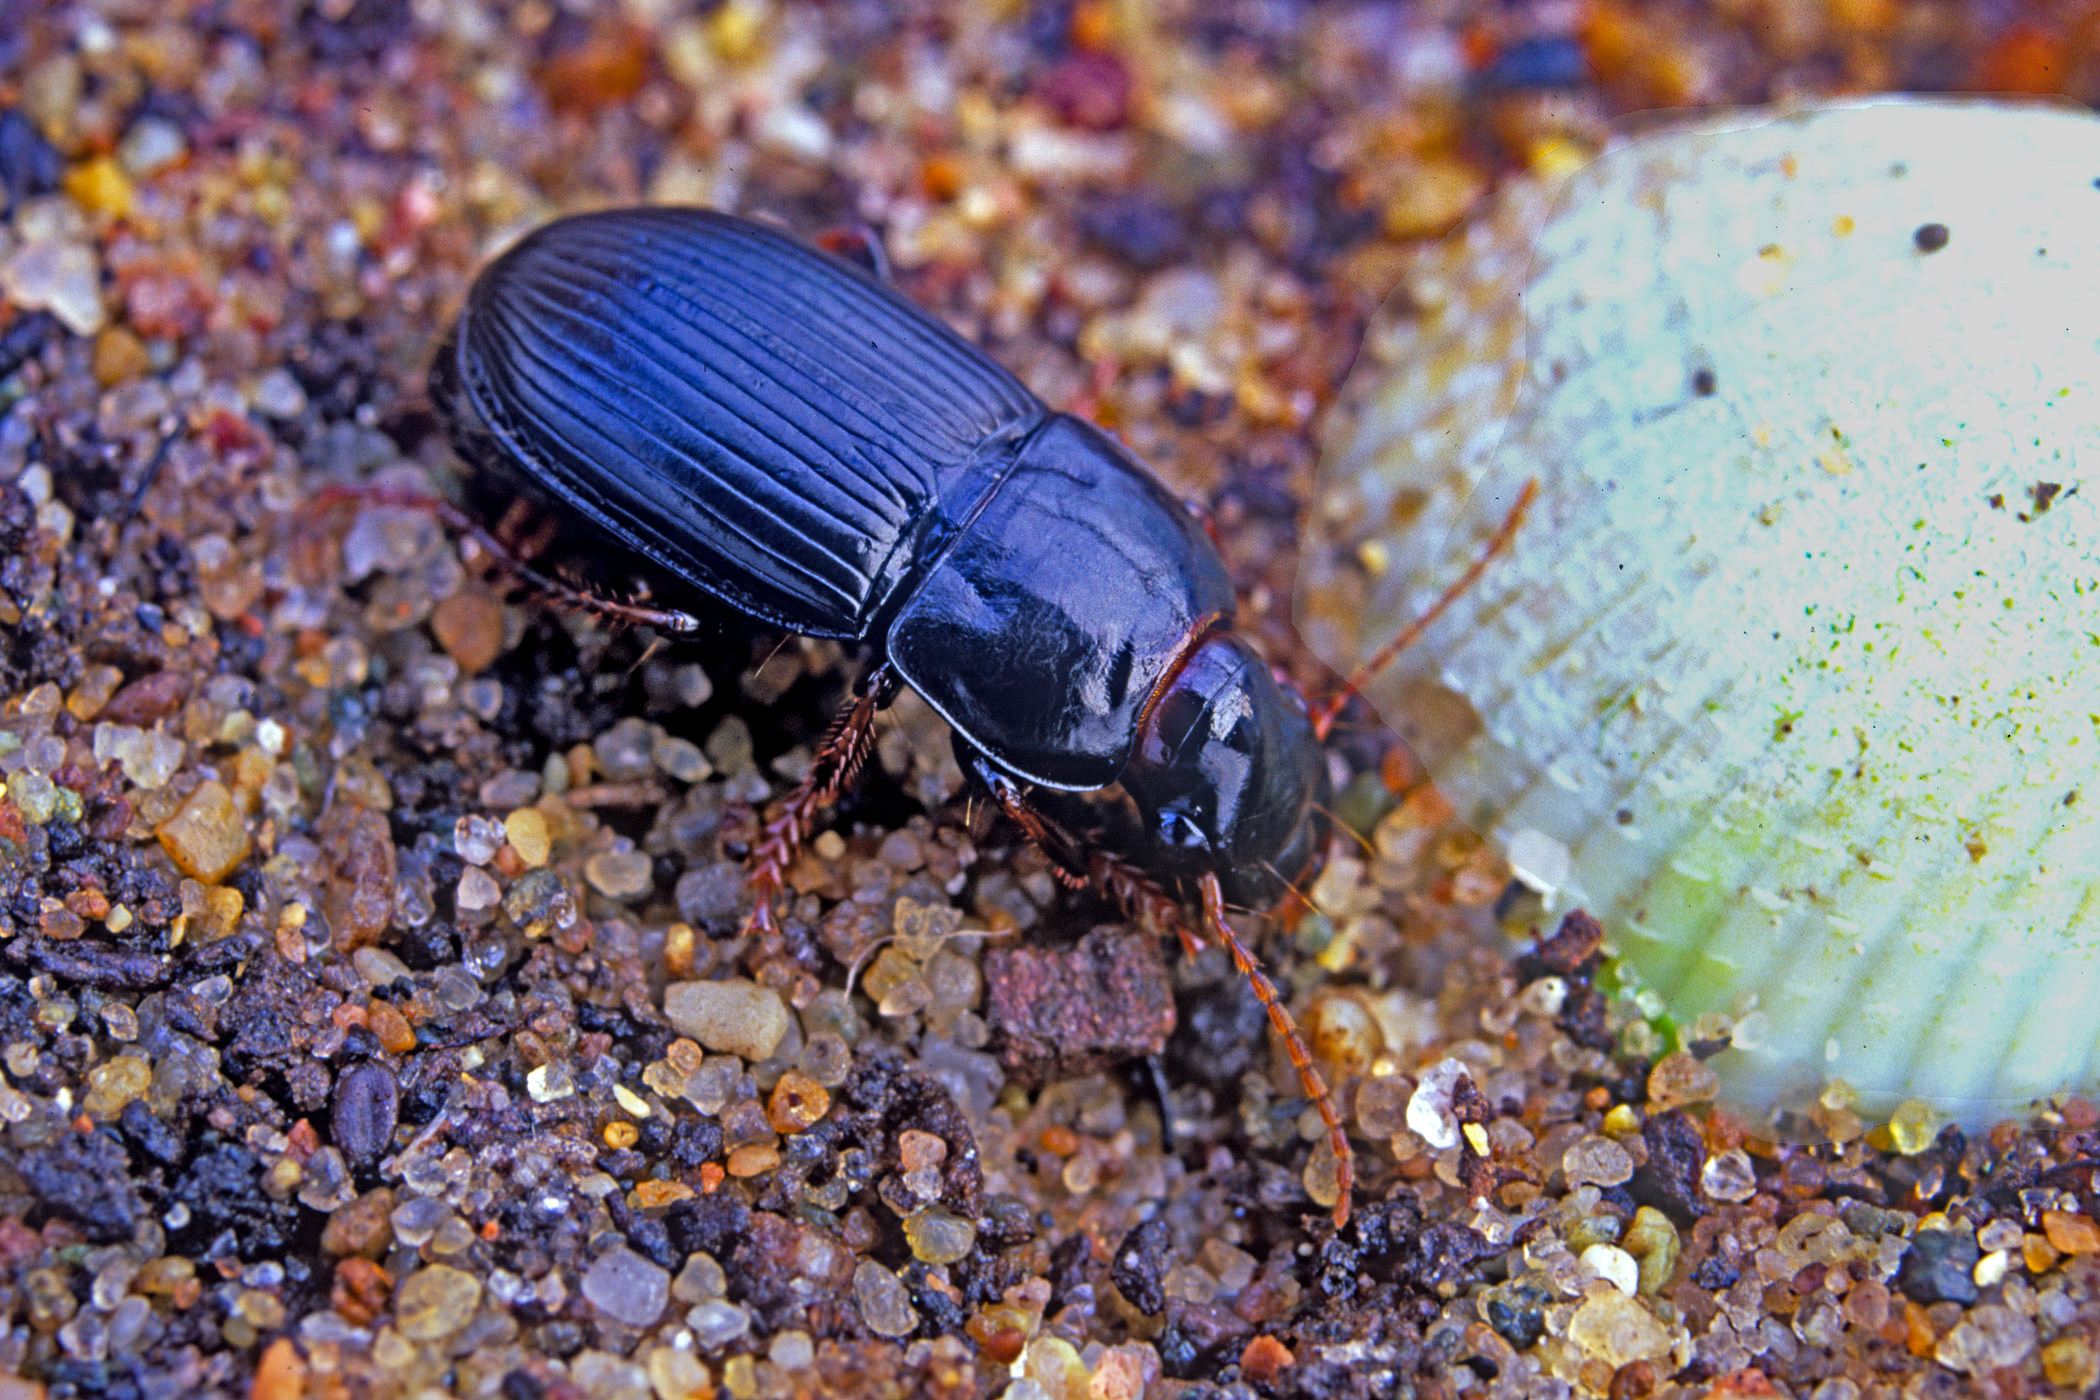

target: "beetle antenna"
[1255,857,1335,922]
[1311,478,1539,741]
[1306,801,1379,862]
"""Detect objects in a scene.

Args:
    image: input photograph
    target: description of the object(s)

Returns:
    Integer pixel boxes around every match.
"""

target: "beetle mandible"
[426,207,1529,1228]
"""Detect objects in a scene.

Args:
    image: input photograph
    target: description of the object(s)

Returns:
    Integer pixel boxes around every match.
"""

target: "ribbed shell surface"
[1299,98,2100,1126]
[444,207,1045,637]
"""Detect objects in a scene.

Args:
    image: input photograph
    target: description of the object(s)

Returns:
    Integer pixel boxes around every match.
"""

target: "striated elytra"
[431,206,1327,909]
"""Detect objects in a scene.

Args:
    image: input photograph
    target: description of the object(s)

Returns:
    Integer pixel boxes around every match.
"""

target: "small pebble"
[1645,1052,1719,1110]
[1896,1228,1981,1306]
[155,781,251,883]
[652,733,712,783]
[704,716,753,771]
[853,1260,916,1337]
[82,1056,151,1119]
[505,808,551,867]
[766,1071,830,1133]
[1579,1242,1638,1296]
[632,1180,691,1209]
[66,665,123,719]
[394,1264,481,1340]
[526,1063,575,1102]
[1700,1148,1758,1204]
[430,590,506,673]
[366,999,414,1053]
[902,1206,976,1265]
[1355,1076,1411,1139]
[1889,1099,1931,1158]
[319,1189,394,1258]
[2042,1208,2100,1256]
[1562,1135,1634,1188]
[456,867,500,913]
[595,716,658,781]
[480,770,539,808]
[1,238,104,335]
[1934,1302,2036,1375]
[586,848,653,900]
[1566,1288,1675,1367]
[453,814,504,866]
[898,1128,947,1172]
[767,1331,814,1370]
[2044,1336,2100,1389]
[686,1300,750,1350]
[645,1346,712,1400]
[673,1253,727,1303]
[1407,1059,1471,1151]
[1237,1335,1293,1388]
[9,771,57,824]
[1023,1335,1088,1396]
[663,979,791,1061]
[352,947,411,987]
[92,723,184,789]
[117,116,187,175]
[91,326,148,385]
[583,1248,670,1328]
[250,367,306,418]
[570,1353,648,1400]
[725,1143,781,1177]
[1623,1207,1680,1295]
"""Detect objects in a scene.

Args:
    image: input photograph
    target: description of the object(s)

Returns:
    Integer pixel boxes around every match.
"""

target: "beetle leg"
[1196,872,1353,1230]
[742,665,897,939]
[306,484,705,635]
[970,762,1092,893]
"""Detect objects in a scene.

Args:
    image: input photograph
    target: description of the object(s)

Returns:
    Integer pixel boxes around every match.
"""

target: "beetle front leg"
[966,758,1092,894]
[741,664,897,941]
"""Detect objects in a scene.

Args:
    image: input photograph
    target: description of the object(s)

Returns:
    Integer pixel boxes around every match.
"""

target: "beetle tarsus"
[741,666,895,940]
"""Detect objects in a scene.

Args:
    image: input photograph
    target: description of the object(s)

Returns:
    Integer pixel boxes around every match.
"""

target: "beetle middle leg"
[975,765,1354,1228]
[742,663,899,941]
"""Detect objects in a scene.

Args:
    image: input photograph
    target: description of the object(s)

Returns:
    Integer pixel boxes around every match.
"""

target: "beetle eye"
[1158,808,1209,851]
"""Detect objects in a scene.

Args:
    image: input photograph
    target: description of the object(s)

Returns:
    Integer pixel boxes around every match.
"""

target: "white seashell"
[1299,98,2100,1127]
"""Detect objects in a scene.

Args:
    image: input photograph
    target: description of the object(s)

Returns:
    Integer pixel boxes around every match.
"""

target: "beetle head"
[1120,634,1329,909]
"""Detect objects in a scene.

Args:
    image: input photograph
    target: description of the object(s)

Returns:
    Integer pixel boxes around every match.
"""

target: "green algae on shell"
[1299,98,2100,1127]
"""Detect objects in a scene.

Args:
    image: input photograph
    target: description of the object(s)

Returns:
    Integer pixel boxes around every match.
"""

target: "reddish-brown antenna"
[1311,478,1540,741]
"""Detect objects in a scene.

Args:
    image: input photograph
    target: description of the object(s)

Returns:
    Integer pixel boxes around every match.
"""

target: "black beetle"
[428,207,1355,1221]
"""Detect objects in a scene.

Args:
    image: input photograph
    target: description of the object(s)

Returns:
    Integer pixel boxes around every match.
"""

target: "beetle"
[424,207,1520,1229]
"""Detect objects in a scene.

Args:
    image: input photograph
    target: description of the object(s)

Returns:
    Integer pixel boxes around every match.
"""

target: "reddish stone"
[985,926,1174,1083]
[98,671,192,725]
